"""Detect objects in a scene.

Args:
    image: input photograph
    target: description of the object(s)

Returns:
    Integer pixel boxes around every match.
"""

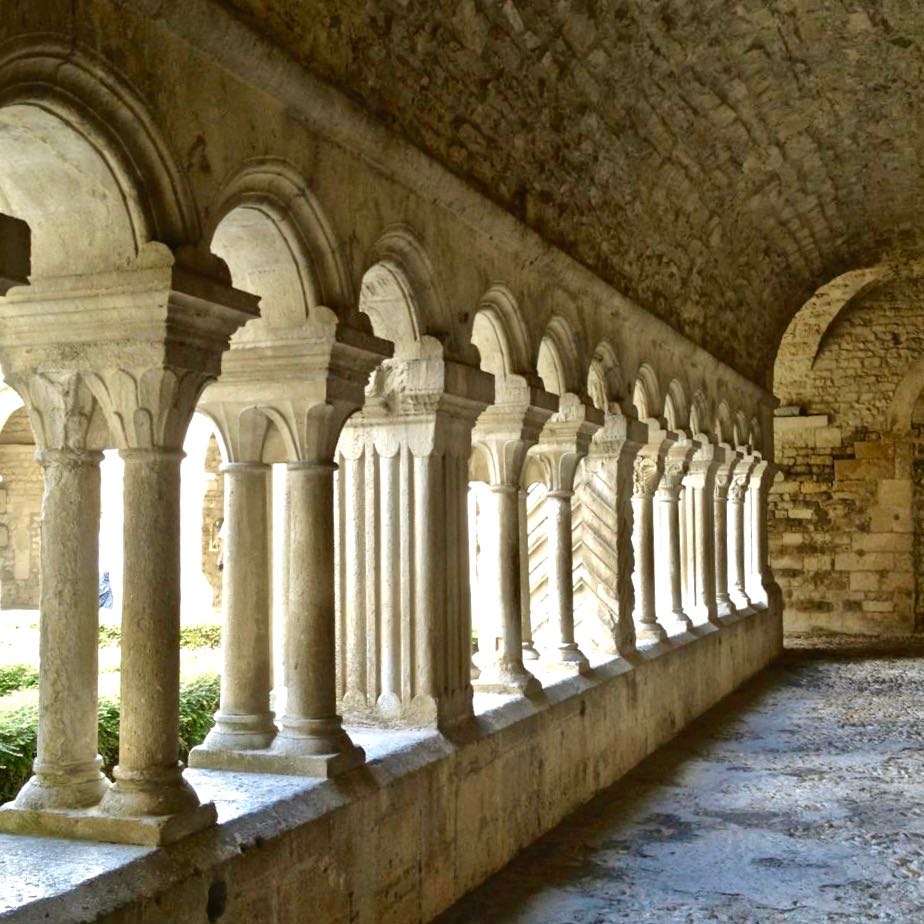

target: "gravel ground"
[437,654,924,924]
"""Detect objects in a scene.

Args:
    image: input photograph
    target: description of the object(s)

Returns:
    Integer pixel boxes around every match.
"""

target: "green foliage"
[0,705,38,803]
[0,674,221,804]
[98,624,121,646]
[0,664,39,697]
[98,623,221,650]
[179,624,222,650]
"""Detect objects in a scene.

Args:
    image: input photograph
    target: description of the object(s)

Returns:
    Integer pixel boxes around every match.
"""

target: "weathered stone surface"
[438,654,924,923]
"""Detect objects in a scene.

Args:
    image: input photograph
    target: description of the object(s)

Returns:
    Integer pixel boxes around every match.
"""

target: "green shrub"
[0,664,39,697]
[98,624,120,646]
[0,673,221,804]
[179,624,222,650]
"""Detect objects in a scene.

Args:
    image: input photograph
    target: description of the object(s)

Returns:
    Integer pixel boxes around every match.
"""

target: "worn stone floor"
[437,653,924,924]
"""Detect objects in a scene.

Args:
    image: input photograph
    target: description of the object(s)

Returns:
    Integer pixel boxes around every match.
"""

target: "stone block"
[852,532,912,553]
[834,551,893,572]
[877,479,912,506]
[861,599,894,613]
[803,554,832,572]
[814,427,842,448]
[855,440,894,461]
[849,571,880,592]
[834,458,893,481]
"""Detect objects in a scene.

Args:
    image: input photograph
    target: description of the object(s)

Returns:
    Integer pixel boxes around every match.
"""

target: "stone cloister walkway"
[437,653,924,924]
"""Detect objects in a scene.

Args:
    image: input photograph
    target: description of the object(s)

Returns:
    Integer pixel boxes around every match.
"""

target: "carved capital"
[5,371,97,451]
[657,460,687,498]
[632,455,661,498]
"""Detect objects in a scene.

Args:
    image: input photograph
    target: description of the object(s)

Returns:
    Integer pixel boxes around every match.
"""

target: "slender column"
[713,469,735,618]
[746,460,776,607]
[475,484,540,694]
[685,464,720,627]
[14,448,109,809]
[518,487,539,660]
[341,452,367,710]
[378,450,401,714]
[545,488,589,669]
[632,456,666,643]
[101,449,207,819]
[728,466,754,614]
[201,462,275,751]
[273,461,363,772]
[655,464,692,633]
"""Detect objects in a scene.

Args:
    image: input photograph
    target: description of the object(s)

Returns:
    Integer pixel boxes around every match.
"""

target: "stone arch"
[0,37,198,275]
[470,285,532,380]
[715,401,733,446]
[632,364,662,424]
[888,356,924,434]
[773,264,888,406]
[733,411,750,450]
[664,379,689,434]
[587,341,624,414]
[208,158,353,321]
[690,390,711,441]
[537,316,582,397]
[362,225,452,354]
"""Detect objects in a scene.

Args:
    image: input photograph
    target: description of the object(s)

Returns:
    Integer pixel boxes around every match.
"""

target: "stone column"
[655,459,693,633]
[532,394,601,673]
[746,459,779,608]
[100,447,214,824]
[200,462,275,752]
[632,454,666,643]
[728,459,756,615]
[15,446,109,810]
[272,460,363,774]
[469,382,552,694]
[684,456,720,627]
[545,486,588,670]
[713,462,736,619]
[518,486,539,660]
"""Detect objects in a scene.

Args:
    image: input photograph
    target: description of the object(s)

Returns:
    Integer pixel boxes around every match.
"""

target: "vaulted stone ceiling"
[221,0,924,386]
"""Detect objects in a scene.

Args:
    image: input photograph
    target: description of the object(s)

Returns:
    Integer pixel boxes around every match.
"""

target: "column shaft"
[544,490,589,668]
[728,491,752,611]
[101,449,202,817]
[656,490,691,631]
[518,487,539,659]
[204,462,275,750]
[15,449,108,809]
[274,462,363,769]
[714,486,734,617]
[632,490,665,642]
[691,481,719,625]
[378,451,401,713]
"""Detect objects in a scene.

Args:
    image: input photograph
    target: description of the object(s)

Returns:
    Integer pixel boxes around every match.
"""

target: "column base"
[521,642,540,661]
[540,644,591,676]
[473,660,542,696]
[730,594,756,616]
[658,611,694,636]
[200,712,277,752]
[12,758,110,811]
[634,620,667,645]
[0,799,216,847]
[715,596,736,620]
[98,763,207,820]
[688,604,722,628]
[190,741,364,778]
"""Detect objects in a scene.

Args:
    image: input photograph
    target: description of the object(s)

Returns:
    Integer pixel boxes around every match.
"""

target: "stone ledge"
[0,607,782,924]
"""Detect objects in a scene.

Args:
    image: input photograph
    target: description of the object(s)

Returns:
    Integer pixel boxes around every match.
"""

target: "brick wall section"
[770,279,924,637]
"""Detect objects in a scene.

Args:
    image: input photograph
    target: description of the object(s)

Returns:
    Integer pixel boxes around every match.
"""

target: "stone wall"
[770,278,924,638]
[0,410,40,610]
[26,606,781,924]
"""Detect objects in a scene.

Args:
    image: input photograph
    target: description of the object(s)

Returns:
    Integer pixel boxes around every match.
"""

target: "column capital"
[0,252,259,452]
[531,393,603,491]
[632,454,662,499]
[471,376,557,487]
[728,454,758,502]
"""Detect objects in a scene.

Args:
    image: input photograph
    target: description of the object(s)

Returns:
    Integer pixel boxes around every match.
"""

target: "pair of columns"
[0,255,259,844]
[191,310,395,770]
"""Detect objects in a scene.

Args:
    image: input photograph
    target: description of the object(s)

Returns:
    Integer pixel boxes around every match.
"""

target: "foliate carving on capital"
[632,456,661,498]
[657,460,686,497]
[7,371,96,451]
[728,473,750,503]
[713,470,731,500]
[85,366,210,451]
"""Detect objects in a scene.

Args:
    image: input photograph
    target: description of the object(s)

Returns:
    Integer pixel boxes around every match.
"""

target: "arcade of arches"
[0,3,921,922]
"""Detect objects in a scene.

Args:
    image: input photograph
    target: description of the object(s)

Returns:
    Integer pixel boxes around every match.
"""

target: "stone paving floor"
[437,654,924,924]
